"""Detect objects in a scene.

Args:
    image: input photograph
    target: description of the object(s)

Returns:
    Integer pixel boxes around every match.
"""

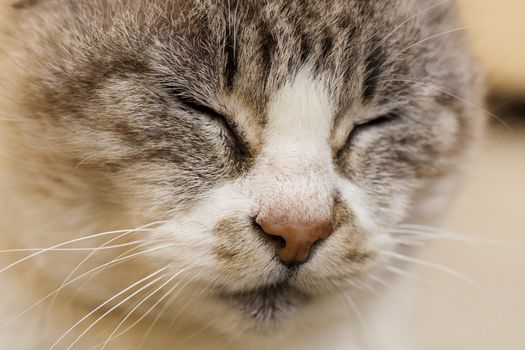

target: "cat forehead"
[147,0,439,114]
[18,0,466,124]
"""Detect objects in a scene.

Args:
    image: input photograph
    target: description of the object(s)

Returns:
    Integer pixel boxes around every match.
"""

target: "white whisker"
[392,237,428,247]
[385,78,514,131]
[0,220,171,275]
[340,289,371,346]
[139,269,207,348]
[367,273,408,305]
[5,243,175,327]
[56,240,168,317]
[370,0,453,53]
[49,221,169,307]
[396,224,520,246]
[100,267,189,350]
[386,265,442,291]
[168,276,219,331]
[401,26,470,53]
[173,313,222,350]
[49,266,169,350]
[381,250,496,302]
[0,241,146,254]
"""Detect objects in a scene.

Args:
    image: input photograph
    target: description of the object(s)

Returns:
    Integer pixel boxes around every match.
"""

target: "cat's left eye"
[337,113,396,159]
[168,90,248,157]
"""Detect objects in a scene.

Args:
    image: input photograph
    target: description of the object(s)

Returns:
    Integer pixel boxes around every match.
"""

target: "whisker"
[392,237,428,247]
[100,267,189,350]
[138,270,206,348]
[5,244,175,327]
[393,231,514,248]
[173,313,223,350]
[370,0,453,53]
[381,250,496,302]
[386,265,443,292]
[396,224,521,246]
[384,265,484,328]
[0,221,170,275]
[340,289,371,346]
[57,240,170,316]
[168,276,221,333]
[393,225,525,278]
[384,78,514,131]
[346,278,375,295]
[49,266,169,350]
[114,286,181,350]
[401,26,471,53]
[0,241,146,254]
[367,274,392,291]
[49,221,169,307]
[367,273,409,305]
[391,226,522,264]
[359,274,417,322]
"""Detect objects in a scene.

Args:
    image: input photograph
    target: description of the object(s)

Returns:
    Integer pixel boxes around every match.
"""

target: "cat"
[0,0,484,349]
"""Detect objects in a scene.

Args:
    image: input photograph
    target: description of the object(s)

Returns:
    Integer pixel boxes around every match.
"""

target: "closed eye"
[165,87,249,158]
[336,113,397,160]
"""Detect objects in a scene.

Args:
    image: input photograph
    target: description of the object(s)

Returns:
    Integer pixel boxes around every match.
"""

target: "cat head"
[1,0,483,335]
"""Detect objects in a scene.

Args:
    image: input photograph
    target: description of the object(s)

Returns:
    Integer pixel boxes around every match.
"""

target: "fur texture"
[0,0,484,349]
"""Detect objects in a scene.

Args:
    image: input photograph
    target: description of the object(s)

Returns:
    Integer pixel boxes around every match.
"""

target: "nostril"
[253,218,286,250]
[274,235,286,249]
[266,234,286,254]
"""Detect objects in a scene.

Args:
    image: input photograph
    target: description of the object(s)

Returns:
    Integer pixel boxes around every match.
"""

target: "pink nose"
[258,217,334,264]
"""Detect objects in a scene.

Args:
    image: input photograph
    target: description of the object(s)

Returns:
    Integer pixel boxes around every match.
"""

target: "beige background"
[459,0,525,93]
[401,1,525,349]
[402,127,525,350]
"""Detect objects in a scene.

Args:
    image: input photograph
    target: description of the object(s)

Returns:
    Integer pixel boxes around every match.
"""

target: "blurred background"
[399,1,525,349]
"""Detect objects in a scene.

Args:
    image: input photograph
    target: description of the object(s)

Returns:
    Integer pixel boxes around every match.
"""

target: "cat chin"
[208,285,360,341]
[219,283,308,324]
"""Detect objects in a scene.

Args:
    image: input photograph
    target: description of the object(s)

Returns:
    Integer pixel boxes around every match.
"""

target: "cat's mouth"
[219,282,310,322]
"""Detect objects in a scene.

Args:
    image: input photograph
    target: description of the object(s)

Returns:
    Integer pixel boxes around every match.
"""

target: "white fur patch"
[265,67,333,150]
[248,67,335,224]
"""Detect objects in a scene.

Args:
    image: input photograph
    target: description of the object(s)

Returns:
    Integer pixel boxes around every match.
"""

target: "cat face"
[3,0,483,334]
